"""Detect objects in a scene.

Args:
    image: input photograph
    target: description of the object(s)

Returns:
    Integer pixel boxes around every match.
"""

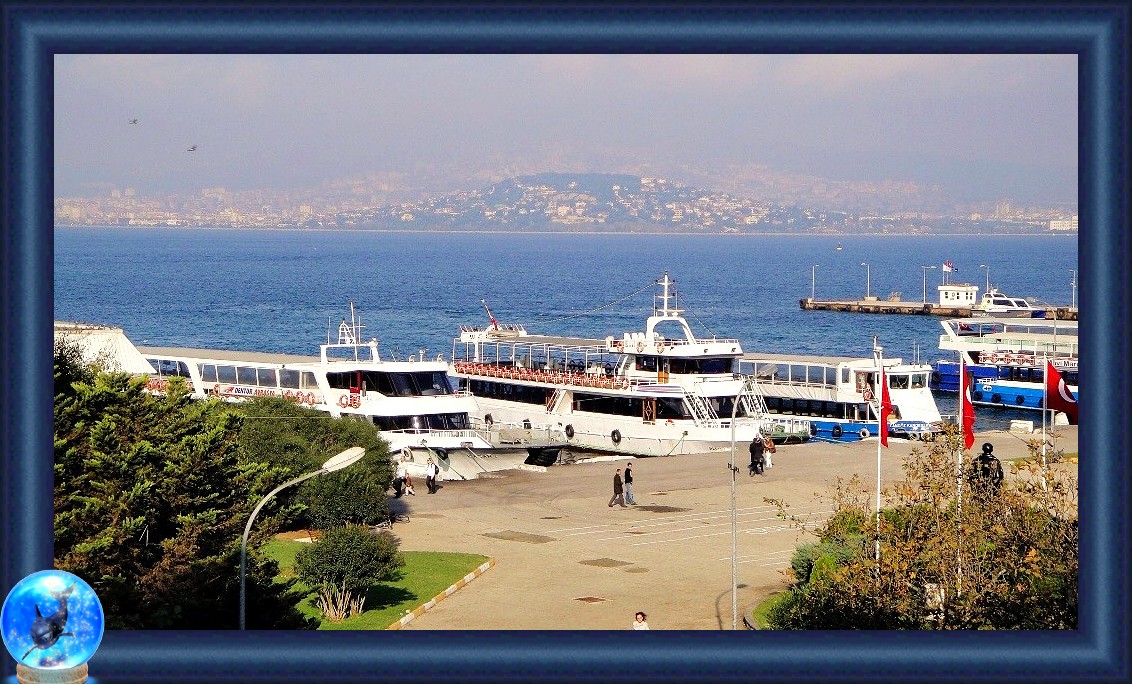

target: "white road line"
[559,505,830,538]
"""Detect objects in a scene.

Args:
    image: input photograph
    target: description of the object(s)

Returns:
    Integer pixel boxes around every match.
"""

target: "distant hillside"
[345,172,821,233]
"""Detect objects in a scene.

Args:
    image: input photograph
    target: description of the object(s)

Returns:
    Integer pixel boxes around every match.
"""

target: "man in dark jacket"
[749,436,765,475]
[608,468,626,507]
[624,462,637,505]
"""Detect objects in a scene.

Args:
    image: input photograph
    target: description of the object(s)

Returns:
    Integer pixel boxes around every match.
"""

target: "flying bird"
[186,145,197,152]
[128,118,138,124]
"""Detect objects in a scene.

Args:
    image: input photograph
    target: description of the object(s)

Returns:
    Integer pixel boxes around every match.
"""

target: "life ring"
[611,429,622,445]
[862,389,874,402]
[565,424,575,439]
[337,394,350,408]
[991,393,1003,404]
[636,341,645,353]
[1015,395,1026,405]
[831,424,844,439]
[858,428,870,440]
[350,394,361,408]
[484,413,494,427]
[213,383,222,397]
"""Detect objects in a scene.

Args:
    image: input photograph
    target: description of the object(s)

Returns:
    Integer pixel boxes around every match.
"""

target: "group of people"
[608,462,637,507]
[748,432,776,476]
[392,455,443,496]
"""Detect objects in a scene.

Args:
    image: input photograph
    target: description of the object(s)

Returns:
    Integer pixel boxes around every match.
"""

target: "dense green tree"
[232,397,393,528]
[53,341,314,629]
[294,525,403,593]
[766,427,1077,630]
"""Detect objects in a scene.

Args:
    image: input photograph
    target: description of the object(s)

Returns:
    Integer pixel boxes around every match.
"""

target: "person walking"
[748,435,765,475]
[632,611,650,630]
[425,457,440,494]
[762,432,776,469]
[607,468,626,507]
[624,462,637,505]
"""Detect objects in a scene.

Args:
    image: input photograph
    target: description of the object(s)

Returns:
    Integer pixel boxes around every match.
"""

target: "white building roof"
[54,322,156,375]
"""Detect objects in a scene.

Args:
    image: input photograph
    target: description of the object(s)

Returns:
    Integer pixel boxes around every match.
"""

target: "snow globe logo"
[2,570,104,683]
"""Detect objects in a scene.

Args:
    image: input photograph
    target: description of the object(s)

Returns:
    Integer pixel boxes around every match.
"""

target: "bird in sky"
[186,145,197,152]
[128,118,138,124]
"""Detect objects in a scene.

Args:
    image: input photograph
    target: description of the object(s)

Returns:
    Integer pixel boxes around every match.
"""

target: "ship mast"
[654,272,683,318]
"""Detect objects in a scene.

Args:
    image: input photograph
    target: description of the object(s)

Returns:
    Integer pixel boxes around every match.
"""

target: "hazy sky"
[54,54,1077,204]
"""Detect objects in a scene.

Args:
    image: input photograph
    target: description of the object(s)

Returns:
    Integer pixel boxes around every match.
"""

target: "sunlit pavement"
[389,426,1077,630]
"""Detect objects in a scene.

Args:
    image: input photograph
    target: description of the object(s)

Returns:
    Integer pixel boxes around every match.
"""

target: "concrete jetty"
[800,297,1078,320]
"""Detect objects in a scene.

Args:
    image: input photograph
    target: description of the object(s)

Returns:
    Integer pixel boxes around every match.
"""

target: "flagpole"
[873,338,883,566]
[1041,354,1050,491]
[956,351,964,597]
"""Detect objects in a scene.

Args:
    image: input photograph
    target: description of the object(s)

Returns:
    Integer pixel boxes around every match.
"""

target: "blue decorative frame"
[2,4,1125,683]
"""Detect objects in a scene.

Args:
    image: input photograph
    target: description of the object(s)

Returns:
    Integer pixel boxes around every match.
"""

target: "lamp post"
[978,263,990,292]
[1070,269,1077,308]
[240,446,366,629]
[860,262,871,299]
[726,377,753,630]
[920,265,937,304]
[811,264,818,301]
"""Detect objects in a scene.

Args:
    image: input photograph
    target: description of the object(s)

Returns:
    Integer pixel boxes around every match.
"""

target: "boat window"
[326,371,352,390]
[279,369,300,389]
[257,368,278,387]
[201,364,217,383]
[889,374,909,390]
[389,373,415,396]
[300,372,318,390]
[910,373,927,389]
[657,398,689,419]
[237,367,257,385]
[841,367,850,384]
[217,366,237,383]
[413,371,452,396]
[635,356,658,372]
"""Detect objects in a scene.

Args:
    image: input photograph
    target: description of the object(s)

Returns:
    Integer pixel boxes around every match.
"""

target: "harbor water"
[54,228,1079,430]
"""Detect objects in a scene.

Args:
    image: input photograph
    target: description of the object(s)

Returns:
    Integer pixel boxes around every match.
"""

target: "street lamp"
[978,263,990,293]
[726,376,753,630]
[811,264,818,301]
[860,262,871,299]
[920,265,938,304]
[1070,269,1077,308]
[240,446,366,629]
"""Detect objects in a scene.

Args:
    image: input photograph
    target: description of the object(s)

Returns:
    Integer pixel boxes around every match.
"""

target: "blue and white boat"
[929,317,1078,410]
[737,353,943,443]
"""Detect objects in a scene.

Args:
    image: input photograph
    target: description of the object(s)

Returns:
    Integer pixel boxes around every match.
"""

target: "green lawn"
[264,538,490,630]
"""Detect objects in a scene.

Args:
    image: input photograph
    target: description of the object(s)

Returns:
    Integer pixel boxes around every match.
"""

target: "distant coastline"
[54,224,1079,238]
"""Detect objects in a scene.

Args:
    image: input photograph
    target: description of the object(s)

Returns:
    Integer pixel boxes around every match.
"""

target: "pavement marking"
[386,558,495,630]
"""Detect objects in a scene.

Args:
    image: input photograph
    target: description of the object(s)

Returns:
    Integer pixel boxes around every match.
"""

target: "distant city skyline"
[54,54,1077,206]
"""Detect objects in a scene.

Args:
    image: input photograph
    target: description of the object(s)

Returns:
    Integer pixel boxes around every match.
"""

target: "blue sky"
[54,54,1077,204]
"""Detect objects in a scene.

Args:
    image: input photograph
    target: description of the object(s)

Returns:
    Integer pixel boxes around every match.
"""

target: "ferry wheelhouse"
[930,317,1079,410]
[449,274,809,457]
[738,352,943,442]
[139,306,499,455]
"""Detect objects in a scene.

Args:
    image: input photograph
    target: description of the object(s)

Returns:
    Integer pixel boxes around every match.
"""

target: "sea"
[54,228,1079,429]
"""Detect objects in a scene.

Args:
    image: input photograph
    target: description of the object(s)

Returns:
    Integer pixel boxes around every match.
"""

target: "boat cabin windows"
[667,357,734,375]
[764,397,883,422]
[373,413,470,432]
[327,370,453,397]
[466,379,550,406]
[217,365,238,384]
[148,358,192,378]
[889,374,909,390]
[635,356,658,372]
[571,392,690,419]
[257,368,278,387]
[277,369,318,390]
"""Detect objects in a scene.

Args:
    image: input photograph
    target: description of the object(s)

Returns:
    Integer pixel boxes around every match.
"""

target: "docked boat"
[970,287,1044,318]
[137,304,549,461]
[449,274,810,457]
[929,317,1079,410]
[738,352,944,442]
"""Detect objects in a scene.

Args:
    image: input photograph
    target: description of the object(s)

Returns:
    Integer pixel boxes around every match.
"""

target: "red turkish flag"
[960,357,976,449]
[1045,361,1078,425]
[879,366,893,447]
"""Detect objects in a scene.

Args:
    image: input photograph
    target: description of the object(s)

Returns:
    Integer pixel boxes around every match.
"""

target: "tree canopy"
[766,428,1077,630]
[52,341,396,629]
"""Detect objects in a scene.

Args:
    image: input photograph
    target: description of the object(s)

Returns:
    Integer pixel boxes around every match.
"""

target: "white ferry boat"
[137,305,520,457]
[449,274,809,457]
[737,352,943,442]
[930,317,1078,411]
[970,287,1044,318]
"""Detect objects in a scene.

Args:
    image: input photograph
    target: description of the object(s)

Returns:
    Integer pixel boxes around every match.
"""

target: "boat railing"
[454,360,631,390]
[382,427,491,442]
[940,334,1078,358]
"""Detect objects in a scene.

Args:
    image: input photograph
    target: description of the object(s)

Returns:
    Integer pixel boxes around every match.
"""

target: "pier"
[799,298,1078,321]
